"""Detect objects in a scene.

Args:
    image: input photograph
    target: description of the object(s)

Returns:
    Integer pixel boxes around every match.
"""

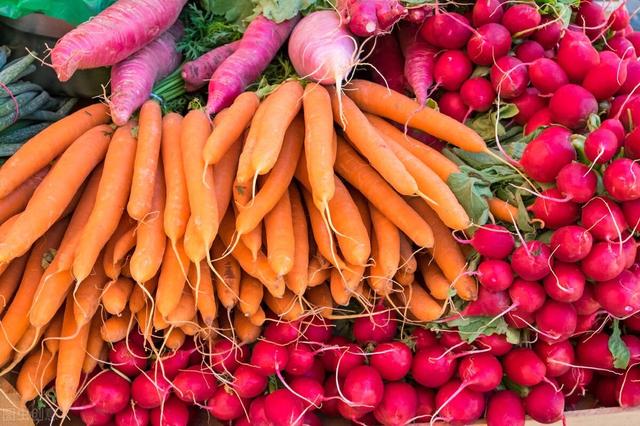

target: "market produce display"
[2,0,640,425]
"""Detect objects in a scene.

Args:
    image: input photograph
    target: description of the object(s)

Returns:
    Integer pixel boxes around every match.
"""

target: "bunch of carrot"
[0,79,516,412]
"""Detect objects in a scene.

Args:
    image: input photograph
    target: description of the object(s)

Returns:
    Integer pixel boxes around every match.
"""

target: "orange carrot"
[42,310,63,356]
[0,167,49,224]
[0,253,28,315]
[236,100,267,184]
[164,327,185,350]
[102,277,135,316]
[214,137,243,222]
[103,214,137,280]
[180,321,199,336]
[249,307,266,327]
[306,283,333,318]
[419,257,451,300]
[136,305,153,342]
[0,104,110,198]
[264,289,304,322]
[351,189,372,235]
[190,260,217,326]
[100,312,132,343]
[211,239,241,310]
[403,282,444,321]
[330,264,365,306]
[488,197,519,223]
[300,187,344,269]
[204,92,260,165]
[368,205,400,296]
[128,100,162,220]
[307,254,331,287]
[82,315,105,374]
[156,238,189,318]
[0,125,112,264]
[233,185,263,261]
[398,233,417,274]
[72,262,108,328]
[265,190,295,276]
[129,277,158,314]
[167,289,197,325]
[73,122,137,282]
[239,275,263,317]
[235,309,262,343]
[285,186,309,296]
[16,347,56,402]
[346,80,487,152]
[394,269,414,287]
[153,306,169,331]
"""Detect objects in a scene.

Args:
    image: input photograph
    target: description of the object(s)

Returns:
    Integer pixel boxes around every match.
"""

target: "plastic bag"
[0,0,115,26]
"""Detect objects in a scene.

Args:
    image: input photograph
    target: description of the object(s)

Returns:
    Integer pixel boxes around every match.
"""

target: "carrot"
[285,186,309,295]
[189,260,217,326]
[0,220,66,366]
[211,239,241,310]
[156,238,189,318]
[72,123,137,282]
[306,283,333,318]
[236,100,268,184]
[307,254,331,287]
[204,92,260,165]
[214,137,243,222]
[367,115,470,230]
[136,305,153,342]
[368,205,400,296]
[300,187,345,269]
[235,309,261,343]
[161,112,190,245]
[419,257,451,300]
[234,189,263,261]
[235,115,304,235]
[0,125,112,265]
[127,100,161,220]
[130,167,166,283]
[180,321,199,337]
[56,295,91,414]
[129,277,158,314]
[402,282,444,321]
[346,80,487,153]
[14,325,43,360]
[249,307,266,327]
[102,277,135,316]
[265,289,304,321]
[167,289,197,325]
[409,199,477,301]
[100,312,132,343]
[0,167,49,225]
[334,138,434,248]
[103,214,137,280]
[351,189,372,235]
[239,275,263,317]
[153,305,169,331]
[164,327,185,350]
[394,269,414,287]
[398,233,417,274]
[251,81,304,177]
[265,190,295,276]
[17,347,56,402]
[43,310,64,355]
[0,253,28,315]
[329,89,418,196]
[0,104,110,198]
[488,197,519,223]
[29,168,103,328]
[330,265,364,306]
[72,260,108,328]
[182,109,218,261]
[303,84,336,210]
[82,315,105,374]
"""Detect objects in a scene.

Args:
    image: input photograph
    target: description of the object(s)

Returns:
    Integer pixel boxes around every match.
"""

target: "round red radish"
[458,353,503,392]
[616,367,640,407]
[585,128,619,164]
[250,340,289,375]
[581,241,627,281]
[210,340,247,374]
[600,118,625,146]
[609,35,636,60]
[610,5,631,31]
[80,406,112,426]
[504,348,547,386]
[557,30,600,82]
[87,370,131,414]
[321,378,341,417]
[533,18,562,49]
[501,4,541,36]
[373,382,418,426]
[583,54,628,100]
[439,331,473,352]
[490,56,528,99]
[411,345,457,388]
[576,311,601,333]
[511,240,553,281]
[415,386,435,419]
[206,386,246,421]
[525,382,565,423]
[353,305,397,344]
[509,278,546,313]
[460,77,496,112]
[543,262,586,303]
[534,340,574,377]
[623,335,640,362]
[506,308,535,329]
[464,286,511,317]
[321,337,365,377]
[302,316,332,345]
[524,107,552,134]
[581,197,628,242]
[624,200,640,231]
[467,23,512,66]
[247,396,270,424]
[370,341,412,381]
[173,365,217,403]
[343,365,384,413]
[469,224,515,259]
[477,259,513,291]
[296,357,325,384]
[487,390,525,426]
[115,404,149,426]
[475,333,513,356]
[573,284,600,315]
[435,379,485,423]
[556,162,597,203]
[515,40,545,62]
[109,341,147,377]
[438,92,467,122]
[620,61,640,94]
[520,126,575,182]
[285,343,314,376]
[434,50,472,91]
[528,58,568,95]
[290,377,324,408]
[529,188,579,229]
[411,328,438,350]
[595,269,640,317]
[131,370,172,409]
[472,0,504,27]
[264,320,299,344]
[550,84,598,129]
[576,0,605,38]
[150,396,189,426]
[536,300,577,343]
[594,376,619,407]
[558,366,593,397]
[421,13,472,49]
[604,158,640,201]
[512,88,546,125]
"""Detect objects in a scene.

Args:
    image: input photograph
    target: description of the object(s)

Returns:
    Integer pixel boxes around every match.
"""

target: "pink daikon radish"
[182,41,240,92]
[398,23,436,106]
[206,15,298,115]
[109,24,183,126]
[51,0,187,81]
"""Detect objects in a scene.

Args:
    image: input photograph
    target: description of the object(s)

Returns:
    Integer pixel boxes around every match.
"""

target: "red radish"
[208,15,297,113]
[458,353,503,391]
[620,236,637,268]
[302,316,332,345]
[342,366,384,413]
[576,0,606,39]
[515,40,545,62]
[434,50,472,91]
[511,240,553,281]
[509,278,546,313]
[373,382,418,426]
[487,390,525,426]
[524,107,552,134]
[616,367,640,407]
[623,199,640,230]
[353,305,397,344]
[611,95,640,130]
[520,126,575,182]
[550,84,598,129]
[247,396,271,424]
[285,344,315,376]
[321,378,341,417]
[405,5,431,24]
[506,309,535,329]
[475,333,513,356]
[109,340,147,377]
[529,188,580,229]
[504,348,547,386]
[573,284,601,315]
[464,286,510,317]
[87,370,130,414]
[608,35,637,60]
[576,311,601,333]
[411,345,457,388]
[290,377,324,408]
[173,365,217,402]
[524,382,565,423]
[411,328,438,350]
[115,405,149,426]
[585,128,619,164]
[490,56,528,99]
[626,127,640,159]
[528,58,568,95]
[131,370,172,409]
[150,396,189,426]
[420,13,472,49]
[398,24,436,106]
[438,92,467,122]
[556,162,597,203]
[469,224,515,259]
[621,60,640,94]
[477,259,513,291]
[502,4,541,36]
[582,241,627,281]
[345,0,406,36]
[370,341,412,381]
[627,311,640,331]
[466,23,512,66]
[594,376,619,407]
[264,321,299,344]
[610,5,631,31]
[303,413,321,426]
[439,331,473,352]
[182,41,239,91]
[558,366,593,396]
[211,340,247,374]
[207,386,247,421]
[581,197,628,241]
[512,88,546,125]
[604,158,640,201]
[297,357,325,384]
[109,24,182,125]
[369,34,405,93]
[435,379,485,423]
[321,338,365,378]
[543,262,586,303]
[80,406,112,426]
[595,269,640,317]
[535,340,574,377]
[583,53,628,100]
[536,300,578,343]
[600,118,625,145]
[623,335,640,362]
[415,386,435,420]
[51,0,186,81]
[152,343,196,379]
[557,30,600,82]
[250,340,289,375]
[533,17,562,49]
[472,0,504,26]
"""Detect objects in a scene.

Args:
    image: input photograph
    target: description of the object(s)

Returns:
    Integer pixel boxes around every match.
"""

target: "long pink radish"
[182,41,240,91]
[398,23,436,106]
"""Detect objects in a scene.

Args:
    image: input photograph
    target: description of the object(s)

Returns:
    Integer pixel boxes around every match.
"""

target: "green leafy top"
[430,315,521,344]
[609,319,631,369]
[198,0,329,27]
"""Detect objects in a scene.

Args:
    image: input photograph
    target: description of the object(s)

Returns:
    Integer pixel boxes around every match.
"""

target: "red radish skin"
[477,259,513,291]
[209,15,298,113]
[109,340,147,377]
[490,56,529,99]
[577,332,615,369]
[296,357,325,384]
[321,378,342,417]
[524,107,552,134]
[420,13,472,49]
[411,345,457,388]
[150,396,189,426]
[543,262,586,303]
[626,127,640,159]
[610,5,631,31]
[623,199,640,230]
[458,353,503,392]
[512,88,546,124]
[581,241,628,281]
[435,379,485,423]
[475,333,513,356]
[585,128,619,164]
[623,335,640,362]
[583,53,628,100]
[250,340,289,375]
[573,284,601,315]
[536,300,578,343]
[533,18,562,49]
[247,396,271,424]
[51,0,187,81]
[520,126,575,182]
[373,1,408,30]
[368,34,406,93]
[620,236,637,268]
[528,58,569,95]
[439,331,473,352]
[515,40,545,62]
[594,269,640,317]
[549,84,598,129]
[370,341,412,381]
[285,344,315,375]
[608,35,637,60]
[115,405,149,426]
[604,158,640,201]
[210,340,247,374]
[557,31,600,82]
[321,338,365,378]
[87,370,131,414]
[411,328,438,350]
[557,162,597,203]
[182,41,239,92]
[80,406,112,426]
[398,24,436,106]
[353,305,397,344]
[438,92,467,122]
[342,366,384,414]
[290,377,324,408]
[506,309,535,329]
[535,340,575,377]
[576,0,606,39]
[487,390,525,426]
[207,387,247,421]
[415,386,436,420]
[525,382,565,423]
[529,188,579,229]
[464,286,510,317]
[472,0,504,27]
[434,50,473,91]
[302,316,332,344]
[558,367,593,399]
[581,197,628,242]
[600,119,625,146]
[616,367,640,407]
[466,23,512,66]
[504,348,547,386]
[595,376,620,407]
[469,224,515,259]
[502,4,541,37]
[264,321,299,344]
[373,381,418,426]
[511,240,553,281]
[509,278,546,313]
[173,365,217,403]
[461,77,496,112]
[620,61,640,94]
[346,0,407,36]
[131,370,172,409]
